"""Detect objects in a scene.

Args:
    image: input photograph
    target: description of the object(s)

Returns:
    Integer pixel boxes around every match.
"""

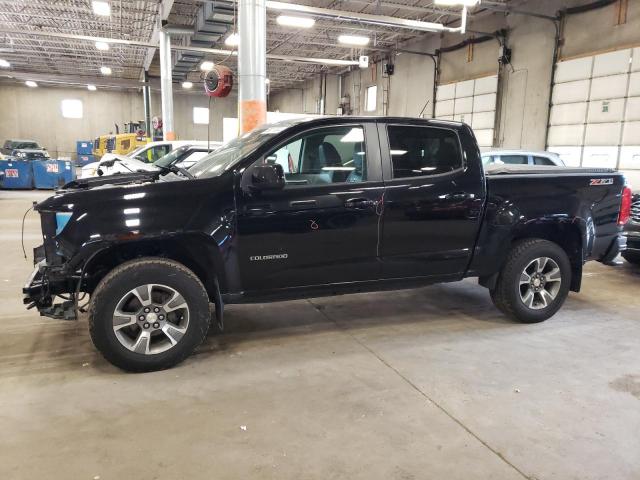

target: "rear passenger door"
[378,123,485,279]
[236,122,385,291]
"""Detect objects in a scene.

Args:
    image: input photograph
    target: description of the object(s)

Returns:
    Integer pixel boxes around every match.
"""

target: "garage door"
[547,47,640,169]
[434,74,498,149]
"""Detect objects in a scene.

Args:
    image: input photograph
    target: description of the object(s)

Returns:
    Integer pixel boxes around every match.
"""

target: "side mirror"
[250,163,285,191]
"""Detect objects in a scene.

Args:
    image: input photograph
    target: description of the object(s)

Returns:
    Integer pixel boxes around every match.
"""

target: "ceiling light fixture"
[0,59,10,68]
[337,35,369,46]
[100,66,112,75]
[182,81,193,89]
[25,80,38,88]
[276,15,315,28]
[433,0,479,6]
[92,1,111,16]
[200,61,215,71]
[224,33,239,47]
[87,84,97,91]
[95,41,109,51]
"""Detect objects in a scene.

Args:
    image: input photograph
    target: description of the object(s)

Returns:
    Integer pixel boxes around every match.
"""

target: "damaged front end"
[23,210,79,320]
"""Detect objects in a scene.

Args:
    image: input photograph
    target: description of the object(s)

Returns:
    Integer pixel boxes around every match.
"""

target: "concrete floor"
[1,189,639,480]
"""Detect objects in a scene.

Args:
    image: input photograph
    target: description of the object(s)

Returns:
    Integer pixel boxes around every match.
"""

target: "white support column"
[159,29,175,140]
[238,0,267,134]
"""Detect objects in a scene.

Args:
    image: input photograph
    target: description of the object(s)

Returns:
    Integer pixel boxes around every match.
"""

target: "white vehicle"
[80,140,220,178]
[481,150,565,167]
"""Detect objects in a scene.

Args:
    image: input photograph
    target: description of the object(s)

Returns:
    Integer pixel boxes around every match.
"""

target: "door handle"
[345,197,376,209]
[290,199,317,207]
[443,192,474,202]
[245,204,272,216]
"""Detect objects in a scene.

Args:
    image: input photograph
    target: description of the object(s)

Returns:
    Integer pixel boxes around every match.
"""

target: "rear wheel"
[490,239,571,323]
[89,258,210,372]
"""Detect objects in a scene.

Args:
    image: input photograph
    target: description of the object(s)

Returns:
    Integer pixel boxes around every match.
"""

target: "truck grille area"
[39,211,61,265]
[632,194,640,223]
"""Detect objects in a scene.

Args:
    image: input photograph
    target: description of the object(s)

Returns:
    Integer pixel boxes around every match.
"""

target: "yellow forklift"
[92,121,150,159]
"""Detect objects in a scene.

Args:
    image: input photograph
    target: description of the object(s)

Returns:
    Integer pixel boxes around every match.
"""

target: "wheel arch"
[480,219,585,292]
[82,234,229,301]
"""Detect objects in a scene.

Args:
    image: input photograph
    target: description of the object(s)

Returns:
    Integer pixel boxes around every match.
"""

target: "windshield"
[190,123,296,179]
[154,146,189,169]
[14,141,39,149]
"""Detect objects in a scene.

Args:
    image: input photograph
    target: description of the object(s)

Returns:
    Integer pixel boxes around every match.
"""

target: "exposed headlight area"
[55,212,73,235]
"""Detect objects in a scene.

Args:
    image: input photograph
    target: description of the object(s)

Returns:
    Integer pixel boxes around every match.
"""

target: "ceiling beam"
[0,69,159,89]
[143,0,175,71]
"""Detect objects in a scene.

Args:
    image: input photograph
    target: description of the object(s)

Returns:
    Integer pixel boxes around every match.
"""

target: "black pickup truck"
[23,117,631,372]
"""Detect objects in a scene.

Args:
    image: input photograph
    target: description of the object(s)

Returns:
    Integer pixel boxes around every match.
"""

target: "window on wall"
[61,99,83,119]
[193,107,210,125]
[365,85,377,112]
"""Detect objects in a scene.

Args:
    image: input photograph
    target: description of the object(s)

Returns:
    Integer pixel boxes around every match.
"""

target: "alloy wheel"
[519,257,562,310]
[112,284,190,354]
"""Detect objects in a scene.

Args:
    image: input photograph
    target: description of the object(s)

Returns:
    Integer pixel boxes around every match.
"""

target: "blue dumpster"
[77,154,95,166]
[33,159,76,189]
[0,159,34,189]
[76,140,94,156]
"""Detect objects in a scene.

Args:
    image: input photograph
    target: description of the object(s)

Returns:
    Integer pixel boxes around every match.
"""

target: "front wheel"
[89,258,210,372]
[490,239,571,323]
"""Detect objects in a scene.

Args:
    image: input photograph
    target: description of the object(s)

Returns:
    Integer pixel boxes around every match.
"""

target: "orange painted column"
[240,100,267,134]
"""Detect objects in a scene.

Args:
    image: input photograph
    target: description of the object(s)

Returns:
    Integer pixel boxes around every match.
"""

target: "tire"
[490,239,571,324]
[622,251,640,265]
[89,257,210,372]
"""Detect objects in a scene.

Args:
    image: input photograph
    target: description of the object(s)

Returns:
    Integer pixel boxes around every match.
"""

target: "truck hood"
[36,171,190,211]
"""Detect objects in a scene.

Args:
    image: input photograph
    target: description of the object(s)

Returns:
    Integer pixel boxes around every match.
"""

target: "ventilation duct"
[172,1,236,82]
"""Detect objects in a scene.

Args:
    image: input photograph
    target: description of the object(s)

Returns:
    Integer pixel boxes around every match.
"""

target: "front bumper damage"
[23,246,77,320]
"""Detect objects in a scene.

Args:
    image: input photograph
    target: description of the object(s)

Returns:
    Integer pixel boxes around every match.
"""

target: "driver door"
[236,122,384,292]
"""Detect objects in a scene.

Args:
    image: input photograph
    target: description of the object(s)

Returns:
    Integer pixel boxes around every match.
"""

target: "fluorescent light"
[434,0,480,5]
[92,1,111,16]
[0,59,10,68]
[277,15,315,28]
[182,81,193,89]
[224,33,239,47]
[200,61,214,71]
[100,66,112,75]
[95,41,109,51]
[87,84,97,91]
[338,35,369,46]
[25,80,37,88]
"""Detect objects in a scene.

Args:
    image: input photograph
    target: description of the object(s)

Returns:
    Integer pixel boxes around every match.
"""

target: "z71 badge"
[590,178,613,186]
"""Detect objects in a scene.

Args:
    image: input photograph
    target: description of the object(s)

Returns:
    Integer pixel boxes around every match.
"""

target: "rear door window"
[533,156,555,166]
[386,125,462,178]
[498,155,529,165]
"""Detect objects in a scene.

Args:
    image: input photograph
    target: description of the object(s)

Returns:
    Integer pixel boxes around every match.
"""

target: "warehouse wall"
[266,1,639,154]
[0,84,235,159]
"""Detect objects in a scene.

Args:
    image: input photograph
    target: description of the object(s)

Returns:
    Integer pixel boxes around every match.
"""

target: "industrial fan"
[204,65,233,97]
